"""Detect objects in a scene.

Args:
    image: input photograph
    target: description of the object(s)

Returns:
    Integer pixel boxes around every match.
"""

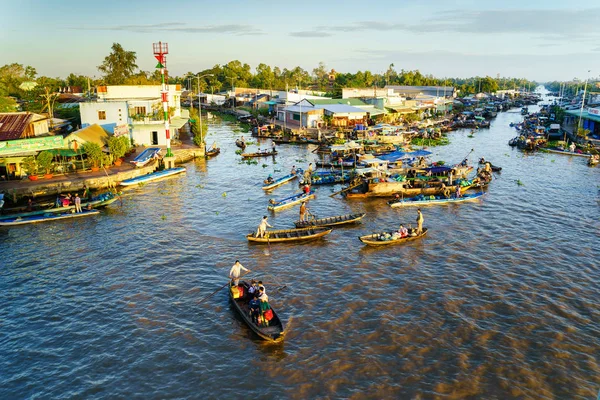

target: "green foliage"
[107,135,129,160]
[21,156,37,175]
[36,150,54,174]
[411,137,450,146]
[403,113,421,123]
[54,104,81,127]
[0,96,18,112]
[97,43,138,85]
[83,142,104,168]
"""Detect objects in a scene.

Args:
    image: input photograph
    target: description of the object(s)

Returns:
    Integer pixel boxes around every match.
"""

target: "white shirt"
[259,292,269,302]
[229,262,248,278]
[258,219,272,230]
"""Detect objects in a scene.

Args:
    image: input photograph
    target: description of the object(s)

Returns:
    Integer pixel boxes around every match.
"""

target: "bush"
[108,135,130,160]
[21,156,37,176]
[83,142,104,168]
[36,150,55,174]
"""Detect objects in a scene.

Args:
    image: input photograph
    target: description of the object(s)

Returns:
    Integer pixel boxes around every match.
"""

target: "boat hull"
[389,192,484,207]
[359,228,428,246]
[346,182,474,198]
[246,227,332,243]
[543,148,592,158]
[241,151,277,158]
[294,213,366,228]
[120,167,186,186]
[0,209,100,226]
[267,192,315,211]
[229,281,285,342]
[261,174,299,191]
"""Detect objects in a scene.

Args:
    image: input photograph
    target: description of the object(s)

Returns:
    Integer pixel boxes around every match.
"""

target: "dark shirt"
[249,299,260,312]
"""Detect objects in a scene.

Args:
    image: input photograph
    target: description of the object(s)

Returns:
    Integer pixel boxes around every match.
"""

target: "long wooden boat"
[229,281,285,342]
[301,171,352,186]
[267,191,315,211]
[478,159,502,172]
[242,150,277,158]
[542,148,592,158]
[262,171,302,191]
[359,228,428,246]
[388,192,484,208]
[235,139,246,149]
[0,192,118,220]
[119,167,186,186]
[345,181,475,198]
[205,147,220,158]
[246,227,332,243]
[0,209,100,227]
[294,213,366,228]
[273,137,321,145]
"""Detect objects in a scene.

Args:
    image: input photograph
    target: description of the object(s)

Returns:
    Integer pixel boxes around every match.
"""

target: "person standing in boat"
[299,201,308,222]
[256,215,273,238]
[74,193,82,213]
[416,209,424,234]
[272,142,276,153]
[291,165,297,175]
[569,142,576,153]
[229,260,249,286]
[455,184,462,199]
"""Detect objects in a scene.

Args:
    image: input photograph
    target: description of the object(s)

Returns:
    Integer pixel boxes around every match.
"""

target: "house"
[310,98,386,120]
[385,85,456,98]
[563,107,600,141]
[277,99,368,128]
[0,112,50,140]
[80,85,188,147]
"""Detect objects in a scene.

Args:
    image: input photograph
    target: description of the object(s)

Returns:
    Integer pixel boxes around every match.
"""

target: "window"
[134,106,146,116]
[98,110,106,120]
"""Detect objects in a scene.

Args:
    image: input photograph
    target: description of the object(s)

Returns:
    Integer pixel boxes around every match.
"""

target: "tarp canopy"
[378,149,432,162]
[49,149,83,157]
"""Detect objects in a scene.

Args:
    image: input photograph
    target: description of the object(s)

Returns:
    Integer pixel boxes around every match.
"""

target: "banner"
[114,124,129,137]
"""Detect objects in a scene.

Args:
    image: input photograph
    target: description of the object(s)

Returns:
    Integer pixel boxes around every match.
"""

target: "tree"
[83,142,104,169]
[312,62,328,91]
[97,43,138,84]
[0,96,17,112]
[107,136,130,161]
[36,151,55,174]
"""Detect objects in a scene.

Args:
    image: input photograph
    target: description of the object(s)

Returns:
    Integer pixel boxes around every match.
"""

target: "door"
[151,131,158,145]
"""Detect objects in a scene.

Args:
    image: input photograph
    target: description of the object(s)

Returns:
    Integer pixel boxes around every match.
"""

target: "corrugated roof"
[70,124,109,146]
[316,104,366,114]
[565,109,600,123]
[311,98,367,106]
[0,113,33,141]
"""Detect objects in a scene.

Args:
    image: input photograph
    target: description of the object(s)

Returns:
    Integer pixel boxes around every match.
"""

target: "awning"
[171,117,189,129]
[49,149,84,157]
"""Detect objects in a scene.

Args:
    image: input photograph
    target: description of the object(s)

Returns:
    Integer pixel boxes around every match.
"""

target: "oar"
[197,269,252,304]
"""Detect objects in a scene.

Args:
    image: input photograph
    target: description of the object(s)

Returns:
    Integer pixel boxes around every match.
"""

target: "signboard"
[0,135,64,156]
[588,107,600,116]
[113,124,129,137]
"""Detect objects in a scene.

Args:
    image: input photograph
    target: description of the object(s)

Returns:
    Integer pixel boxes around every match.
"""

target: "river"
[1,92,599,399]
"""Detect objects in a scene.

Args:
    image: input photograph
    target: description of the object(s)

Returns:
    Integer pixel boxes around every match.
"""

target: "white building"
[80,85,189,146]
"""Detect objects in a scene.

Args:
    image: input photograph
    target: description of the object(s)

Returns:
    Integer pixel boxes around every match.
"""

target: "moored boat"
[359,228,428,246]
[205,147,220,158]
[267,191,315,211]
[0,191,118,220]
[241,150,277,158]
[294,213,366,228]
[131,147,161,167]
[120,167,186,186]
[478,159,502,172]
[0,209,100,227]
[246,227,332,243]
[542,148,593,158]
[301,170,352,186]
[229,281,285,342]
[388,192,484,207]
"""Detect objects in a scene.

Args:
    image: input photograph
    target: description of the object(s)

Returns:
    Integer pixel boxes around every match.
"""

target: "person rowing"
[229,260,250,286]
[256,215,273,238]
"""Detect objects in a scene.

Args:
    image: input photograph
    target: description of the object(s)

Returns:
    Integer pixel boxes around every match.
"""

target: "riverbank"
[0,144,204,201]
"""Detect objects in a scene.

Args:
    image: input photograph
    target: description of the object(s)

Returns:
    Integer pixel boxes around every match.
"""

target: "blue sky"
[1,0,599,82]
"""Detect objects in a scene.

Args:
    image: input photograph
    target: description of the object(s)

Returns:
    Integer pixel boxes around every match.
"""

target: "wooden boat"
[262,171,302,191]
[542,148,592,158]
[345,180,475,198]
[205,147,220,158]
[359,228,428,246]
[388,192,484,208]
[0,209,100,227]
[119,167,186,186]
[267,191,315,211]
[272,137,321,145]
[294,213,366,228]
[229,281,285,342]
[301,171,352,186]
[0,192,118,220]
[246,227,332,243]
[235,139,246,149]
[242,150,277,158]
[477,159,502,172]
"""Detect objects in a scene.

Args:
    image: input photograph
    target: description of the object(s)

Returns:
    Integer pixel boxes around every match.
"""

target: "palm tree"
[97,43,138,85]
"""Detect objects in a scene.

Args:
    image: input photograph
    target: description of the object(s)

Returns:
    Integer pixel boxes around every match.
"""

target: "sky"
[1,0,599,82]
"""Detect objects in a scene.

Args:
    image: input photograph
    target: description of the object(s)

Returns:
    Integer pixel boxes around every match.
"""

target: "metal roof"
[315,104,366,114]
[0,113,33,141]
[565,109,600,123]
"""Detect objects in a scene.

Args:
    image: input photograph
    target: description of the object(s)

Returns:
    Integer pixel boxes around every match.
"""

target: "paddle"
[197,269,252,304]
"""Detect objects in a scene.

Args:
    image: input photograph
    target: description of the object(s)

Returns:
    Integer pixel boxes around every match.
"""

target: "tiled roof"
[0,113,33,141]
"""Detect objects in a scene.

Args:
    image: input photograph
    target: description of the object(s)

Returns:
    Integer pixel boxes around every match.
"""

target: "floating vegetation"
[296,159,306,163]
[215,211,219,215]
[138,182,146,187]
[262,164,268,168]
[411,137,450,146]
[551,159,555,163]
[516,180,524,186]
[222,192,227,197]
[274,169,281,173]
[235,149,243,155]
[161,215,167,220]
[195,184,204,189]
